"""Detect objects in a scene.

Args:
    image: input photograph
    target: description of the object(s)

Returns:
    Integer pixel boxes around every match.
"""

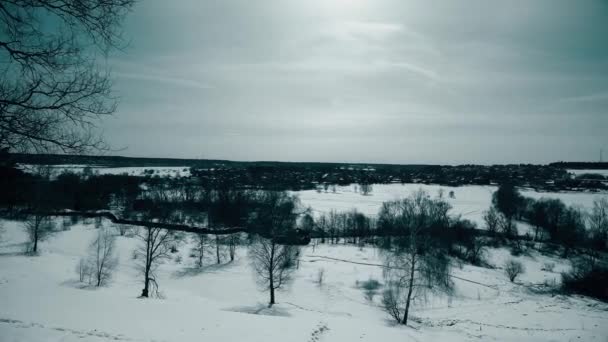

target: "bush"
[504,259,525,282]
[359,277,382,301]
[562,258,608,302]
[541,262,555,272]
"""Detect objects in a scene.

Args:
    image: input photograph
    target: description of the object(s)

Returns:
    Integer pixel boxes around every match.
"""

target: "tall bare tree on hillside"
[135,225,179,298]
[379,190,453,325]
[249,192,301,306]
[0,0,135,153]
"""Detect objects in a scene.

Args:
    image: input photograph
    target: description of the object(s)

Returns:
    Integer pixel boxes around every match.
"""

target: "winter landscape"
[2,1,608,341]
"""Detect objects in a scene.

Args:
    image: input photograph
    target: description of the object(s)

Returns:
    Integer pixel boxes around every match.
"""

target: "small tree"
[588,197,608,250]
[483,207,500,236]
[504,259,525,282]
[191,233,209,268]
[135,226,180,298]
[214,234,224,264]
[77,257,93,283]
[248,191,301,306]
[86,228,118,286]
[360,183,373,196]
[380,190,453,325]
[492,183,523,234]
[227,233,241,262]
[24,214,55,253]
[250,236,299,306]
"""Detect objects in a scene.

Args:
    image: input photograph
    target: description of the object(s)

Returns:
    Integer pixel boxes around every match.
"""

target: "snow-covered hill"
[1,218,606,342]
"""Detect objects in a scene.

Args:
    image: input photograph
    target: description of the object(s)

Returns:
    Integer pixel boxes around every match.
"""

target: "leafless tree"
[24,213,55,253]
[214,234,224,264]
[248,191,301,306]
[226,233,241,262]
[504,259,525,282]
[78,227,117,286]
[588,197,608,250]
[360,183,373,196]
[483,207,505,238]
[379,190,453,325]
[135,226,180,298]
[77,257,93,283]
[191,233,209,268]
[117,224,132,237]
[89,228,118,286]
[0,0,135,153]
[250,236,299,306]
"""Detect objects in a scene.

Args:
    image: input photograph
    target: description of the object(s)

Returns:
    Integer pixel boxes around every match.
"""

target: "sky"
[103,0,608,165]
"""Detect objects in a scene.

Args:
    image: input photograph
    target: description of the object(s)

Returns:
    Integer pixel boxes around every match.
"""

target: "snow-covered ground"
[1,219,607,342]
[295,184,607,233]
[17,164,191,178]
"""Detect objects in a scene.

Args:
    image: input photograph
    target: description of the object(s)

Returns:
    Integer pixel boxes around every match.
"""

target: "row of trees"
[486,183,608,253]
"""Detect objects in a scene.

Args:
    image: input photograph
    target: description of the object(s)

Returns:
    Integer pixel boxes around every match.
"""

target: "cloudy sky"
[103,0,608,164]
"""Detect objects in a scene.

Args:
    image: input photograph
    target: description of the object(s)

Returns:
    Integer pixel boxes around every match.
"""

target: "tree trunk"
[216,235,221,264]
[402,253,416,325]
[269,242,276,306]
[142,265,150,298]
[269,284,275,306]
[141,228,151,298]
[33,225,38,253]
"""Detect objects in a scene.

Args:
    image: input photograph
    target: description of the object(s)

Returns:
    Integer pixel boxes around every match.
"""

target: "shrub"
[360,277,382,301]
[504,259,525,282]
[541,262,555,272]
[562,258,608,302]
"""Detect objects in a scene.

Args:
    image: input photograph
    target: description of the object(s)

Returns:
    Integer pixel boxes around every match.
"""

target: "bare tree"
[588,197,608,250]
[89,228,118,286]
[77,257,93,283]
[504,259,525,282]
[78,227,117,286]
[24,213,55,253]
[379,190,453,325]
[250,236,299,306]
[248,191,301,306]
[1,0,135,153]
[214,234,224,264]
[191,233,209,268]
[360,183,373,196]
[135,226,179,298]
[483,207,501,237]
[226,233,241,262]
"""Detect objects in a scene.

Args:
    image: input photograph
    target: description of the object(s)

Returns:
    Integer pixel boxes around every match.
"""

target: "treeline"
[483,184,608,253]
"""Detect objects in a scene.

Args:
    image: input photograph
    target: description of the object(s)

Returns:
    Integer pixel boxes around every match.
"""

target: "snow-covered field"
[295,184,607,233]
[1,219,607,342]
[17,164,191,178]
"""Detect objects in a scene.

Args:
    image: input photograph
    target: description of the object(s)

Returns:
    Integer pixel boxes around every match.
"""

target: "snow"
[295,183,608,231]
[1,218,607,342]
